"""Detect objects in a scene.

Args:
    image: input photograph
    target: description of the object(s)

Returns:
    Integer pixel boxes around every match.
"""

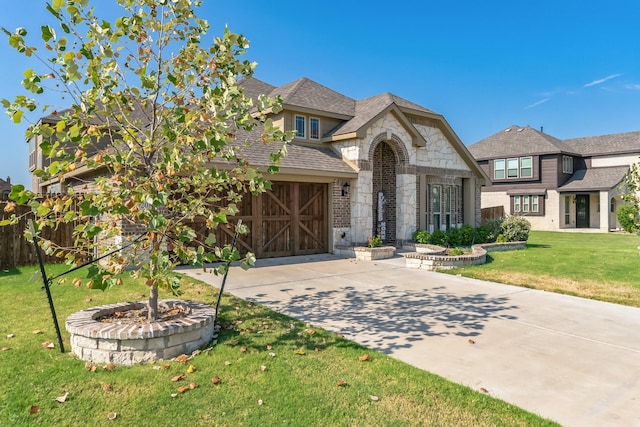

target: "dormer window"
[309,117,320,140]
[562,155,573,174]
[295,115,305,138]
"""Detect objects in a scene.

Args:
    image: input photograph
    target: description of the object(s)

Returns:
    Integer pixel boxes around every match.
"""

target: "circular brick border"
[65,299,216,366]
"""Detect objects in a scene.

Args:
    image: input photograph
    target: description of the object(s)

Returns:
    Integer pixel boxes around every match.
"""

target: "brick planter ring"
[65,299,216,366]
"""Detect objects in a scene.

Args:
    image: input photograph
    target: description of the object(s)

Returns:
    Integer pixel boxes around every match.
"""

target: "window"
[432,185,441,231]
[507,158,519,178]
[309,117,320,140]
[562,155,573,174]
[610,198,616,213]
[514,195,521,212]
[565,196,571,224]
[494,159,505,179]
[520,156,532,178]
[295,115,305,138]
[532,195,539,212]
[445,187,451,229]
[523,196,530,212]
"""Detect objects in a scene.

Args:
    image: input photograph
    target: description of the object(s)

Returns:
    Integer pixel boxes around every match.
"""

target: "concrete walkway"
[177,254,640,427]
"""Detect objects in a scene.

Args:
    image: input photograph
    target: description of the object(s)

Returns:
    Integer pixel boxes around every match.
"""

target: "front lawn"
[446,231,640,307]
[0,264,557,426]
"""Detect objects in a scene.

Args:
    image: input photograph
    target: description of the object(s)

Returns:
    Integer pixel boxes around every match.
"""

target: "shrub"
[496,234,508,243]
[473,225,491,244]
[616,204,640,233]
[430,229,446,246]
[482,217,504,242]
[448,248,465,256]
[500,215,531,242]
[367,235,383,248]
[459,224,475,246]
[412,230,431,244]
[444,227,462,247]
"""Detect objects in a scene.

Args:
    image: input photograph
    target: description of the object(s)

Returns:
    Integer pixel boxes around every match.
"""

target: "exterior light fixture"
[342,182,350,197]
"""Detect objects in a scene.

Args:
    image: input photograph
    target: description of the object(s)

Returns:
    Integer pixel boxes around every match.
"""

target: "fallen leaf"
[307,329,315,334]
[480,387,489,394]
[87,364,98,373]
[337,380,347,387]
[337,333,344,338]
[177,386,189,393]
[240,346,247,353]
[468,339,476,345]
[102,384,112,391]
[54,392,69,403]
[262,324,269,329]
[153,364,171,370]
[224,361,231,366]
[257,399,263,406]
[266,345,273,350]
[260,365,267,372]
[294,349,305,355]
[85,297,92,302]
[315,347,322,352]
[170,393,178,398]
[171,374,185,382]
[191,350,201,357]
[33,330,43,335]
[212,376,221,385]
[104,364,116,371]
[41,341,55,349]
[174,354,189,364]
[358,354,371,362]
[187,364,196,373]
[369,395,380,401]
[1,347,10,351]
[6,334,15,338]
[107,411,117,420]
[29,405,40,415]
[268,352,276,357]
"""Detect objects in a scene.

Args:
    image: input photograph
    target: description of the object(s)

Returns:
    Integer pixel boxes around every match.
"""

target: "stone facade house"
[27,77,488,258]
[468,125,640,232]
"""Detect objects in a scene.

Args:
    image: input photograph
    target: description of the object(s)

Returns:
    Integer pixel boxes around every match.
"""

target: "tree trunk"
[148,285,159,321]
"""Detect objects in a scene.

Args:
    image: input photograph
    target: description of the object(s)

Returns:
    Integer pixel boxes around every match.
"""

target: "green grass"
[446,231,640,307]
[0,264,557,426]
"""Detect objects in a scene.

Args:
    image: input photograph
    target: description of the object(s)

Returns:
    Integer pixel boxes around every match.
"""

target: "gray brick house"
[469,125,640,232]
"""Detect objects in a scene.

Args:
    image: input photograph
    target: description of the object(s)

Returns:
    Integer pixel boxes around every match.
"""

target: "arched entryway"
[372,141,397,245]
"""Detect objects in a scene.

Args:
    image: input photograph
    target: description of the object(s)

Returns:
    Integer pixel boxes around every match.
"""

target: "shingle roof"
[331,93,436,137]
[558,166,629,192]
[231,126,356,176]
[269,77,356,117]
[239,77,276,103]
[563,131,640,156]
[468,125,578,160]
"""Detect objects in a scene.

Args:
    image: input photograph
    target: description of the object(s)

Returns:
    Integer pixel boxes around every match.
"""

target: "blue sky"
[2,0,640,186]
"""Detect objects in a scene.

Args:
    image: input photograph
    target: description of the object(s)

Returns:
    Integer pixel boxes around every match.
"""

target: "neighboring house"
[0,176,11,196]
[27,77,488,258]
[468,125,640,232]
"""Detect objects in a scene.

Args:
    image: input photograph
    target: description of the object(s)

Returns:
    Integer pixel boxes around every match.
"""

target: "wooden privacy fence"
[0,196,78,270]
[481,205,505,223]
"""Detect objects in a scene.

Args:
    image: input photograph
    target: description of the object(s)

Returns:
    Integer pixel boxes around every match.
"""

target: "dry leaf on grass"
[260,365,267,372]
[103,364,116,371]
[53,392,69,403]
[6,334,15,339]
[480,387,489,394]
[224,361,231,366]
[266,345,273,350]
[358,354,371,362]
[107,411,117,420]
[369,395,380,401]
[257,399,263,405]
[187,364,196,373]
[1,347,10,351]
[174,354,189,364]
[32,330,43,335]
[240,346,247,353]
[102,384,112,391]
[171,374,186,382]
[268,352,276,357]
[212,376,221,385]
[29,405,40,415]
[294,349,305,355]
[189,382,198,390]
[177,386,189,393]
[41,341,55,349]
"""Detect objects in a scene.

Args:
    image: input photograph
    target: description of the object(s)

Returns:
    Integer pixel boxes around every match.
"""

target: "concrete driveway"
[177,254,640,427]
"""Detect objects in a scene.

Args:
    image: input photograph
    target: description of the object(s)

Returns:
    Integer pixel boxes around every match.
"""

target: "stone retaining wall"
[65,299,216,365]
[405,245,487,271]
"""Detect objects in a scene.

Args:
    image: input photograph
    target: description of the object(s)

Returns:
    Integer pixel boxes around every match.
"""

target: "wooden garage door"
[210,182,328,258]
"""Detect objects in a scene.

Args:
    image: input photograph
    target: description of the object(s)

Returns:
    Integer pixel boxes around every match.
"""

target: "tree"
[619,163,640,233]
[1,0,291,320]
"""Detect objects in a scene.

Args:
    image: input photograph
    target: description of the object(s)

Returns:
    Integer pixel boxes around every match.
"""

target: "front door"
[576,195,590,228]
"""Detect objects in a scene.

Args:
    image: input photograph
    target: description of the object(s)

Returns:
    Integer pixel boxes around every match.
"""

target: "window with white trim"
[309,117,320,140]
[432,185,441,231]
[514,195,521,212]
[532,195,539,212]
[513,194,543,215]
[562,155,573,174]
[494,159,505,179]
[295,115,305,138]
[507,158,519,178]
[520,156,532,178]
